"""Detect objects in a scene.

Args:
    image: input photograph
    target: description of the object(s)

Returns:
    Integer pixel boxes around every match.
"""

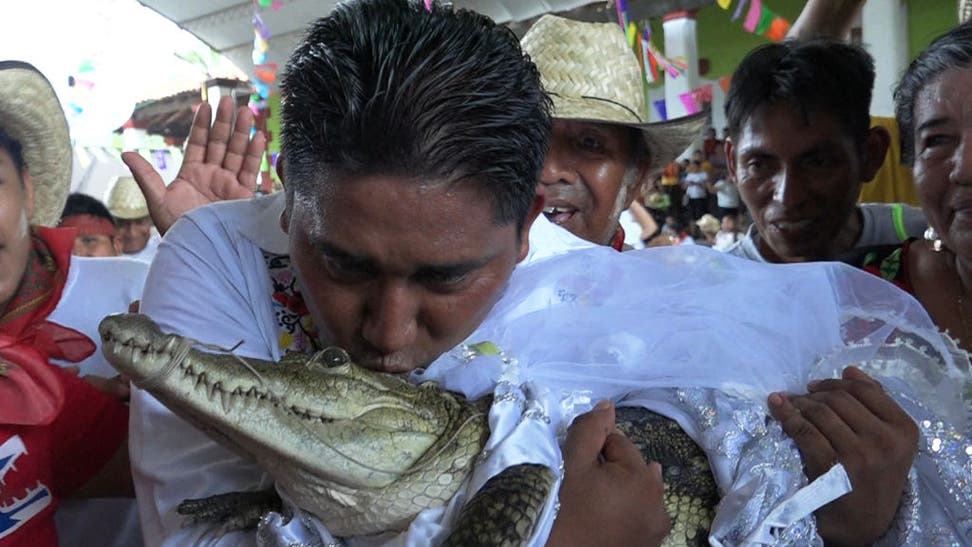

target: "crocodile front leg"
[178,488,284,532]
[441,463,556,547]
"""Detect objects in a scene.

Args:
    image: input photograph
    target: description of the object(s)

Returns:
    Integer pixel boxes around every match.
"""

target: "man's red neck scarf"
[0,228,95,425]
[609,224,626,251]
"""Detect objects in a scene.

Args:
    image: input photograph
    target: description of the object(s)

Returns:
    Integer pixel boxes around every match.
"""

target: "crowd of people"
[2,0,971,545]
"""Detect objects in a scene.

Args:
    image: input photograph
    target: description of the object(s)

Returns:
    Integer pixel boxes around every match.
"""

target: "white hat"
[107,175,149,220]
[696,213,721,235]
[521,15,706,170]
[0,61,72,227]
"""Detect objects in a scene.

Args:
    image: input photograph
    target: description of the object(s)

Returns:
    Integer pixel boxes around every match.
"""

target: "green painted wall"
[907,0,956,60]
[642,0,957,86]
[696,0,805,80]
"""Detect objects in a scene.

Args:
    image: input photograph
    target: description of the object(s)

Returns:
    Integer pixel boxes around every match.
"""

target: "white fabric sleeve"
[132,210,278,547]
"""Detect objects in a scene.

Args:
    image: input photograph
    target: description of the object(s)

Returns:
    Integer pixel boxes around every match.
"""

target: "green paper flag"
[755,5,775,35]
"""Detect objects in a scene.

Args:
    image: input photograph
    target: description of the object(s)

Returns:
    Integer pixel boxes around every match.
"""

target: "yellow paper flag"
[717,0,732,9]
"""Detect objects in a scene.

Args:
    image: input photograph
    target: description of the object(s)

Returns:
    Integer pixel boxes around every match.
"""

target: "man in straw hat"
[106,175,161,262]
[0,60,147,546]
[521,14,706,250]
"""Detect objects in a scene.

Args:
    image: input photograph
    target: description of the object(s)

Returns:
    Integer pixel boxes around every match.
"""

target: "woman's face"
[912,67,972,258]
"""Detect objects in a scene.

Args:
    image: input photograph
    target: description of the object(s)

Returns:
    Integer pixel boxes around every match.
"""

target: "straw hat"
[696,213,721,235]
[106,175,149,220]
[0,61,72,227]
[521,15,707,171]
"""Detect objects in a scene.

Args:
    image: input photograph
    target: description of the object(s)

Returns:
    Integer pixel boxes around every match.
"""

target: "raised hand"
[769,366,918,546]
[121,95,266,235]
[546,400,670,547]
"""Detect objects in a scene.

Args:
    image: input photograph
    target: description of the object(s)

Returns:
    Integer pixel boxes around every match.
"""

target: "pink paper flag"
[744,0,762,33]
[679,92,700,115]
[424,0,432,11]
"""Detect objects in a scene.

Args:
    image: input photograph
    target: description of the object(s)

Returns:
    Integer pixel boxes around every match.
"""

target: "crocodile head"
[99,313,481,493]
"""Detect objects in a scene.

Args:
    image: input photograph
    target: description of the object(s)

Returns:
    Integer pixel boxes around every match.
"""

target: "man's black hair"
[895,21,972,165]
[61,193,115,225]
[280,0,551,228]
[725,40,875,150]
[0,126,26,174]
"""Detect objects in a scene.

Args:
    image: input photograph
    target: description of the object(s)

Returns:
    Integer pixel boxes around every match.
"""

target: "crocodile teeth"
[220,389,235,414]
[210,381,222,402]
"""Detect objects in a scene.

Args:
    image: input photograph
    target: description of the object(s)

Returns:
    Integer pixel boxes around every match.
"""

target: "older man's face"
[116,216,153,254]
[0,148,34,311]
[538,120,646,245]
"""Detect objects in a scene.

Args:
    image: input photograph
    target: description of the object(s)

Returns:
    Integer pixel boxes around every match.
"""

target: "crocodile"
[100,313,718,546]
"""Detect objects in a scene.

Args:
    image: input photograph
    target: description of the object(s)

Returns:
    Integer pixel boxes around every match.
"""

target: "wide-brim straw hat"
[107,175,149,220]
[521,15,706,172]
[0,61,72,227]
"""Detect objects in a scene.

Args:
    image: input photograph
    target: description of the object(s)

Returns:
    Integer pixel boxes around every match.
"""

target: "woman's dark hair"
[894,21,972,165]
[280,0,551,229]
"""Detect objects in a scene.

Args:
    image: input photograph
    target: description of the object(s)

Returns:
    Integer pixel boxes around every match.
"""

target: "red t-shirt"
[0,365,127,546]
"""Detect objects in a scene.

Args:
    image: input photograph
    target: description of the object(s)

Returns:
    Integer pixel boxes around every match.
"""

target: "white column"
[662,10,701,121]
[863,0,909,117]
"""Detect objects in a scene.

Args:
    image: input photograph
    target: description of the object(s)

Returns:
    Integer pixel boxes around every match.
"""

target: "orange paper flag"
[766,17,790,42]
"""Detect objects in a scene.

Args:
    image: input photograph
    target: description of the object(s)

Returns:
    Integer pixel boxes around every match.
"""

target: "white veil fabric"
[259,245,972,546]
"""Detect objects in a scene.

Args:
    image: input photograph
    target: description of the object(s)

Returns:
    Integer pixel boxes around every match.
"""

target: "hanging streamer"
[615,0,630,29]
[249,0,283,112]
[653,99,667,121]
[718,75,732,94]
[734,0,790,42]
[679,92,700,115]
[744,0,763,32]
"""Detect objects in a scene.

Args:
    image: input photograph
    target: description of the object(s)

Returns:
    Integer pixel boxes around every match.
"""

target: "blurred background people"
[106,175,160,263]
[59,193,120,257]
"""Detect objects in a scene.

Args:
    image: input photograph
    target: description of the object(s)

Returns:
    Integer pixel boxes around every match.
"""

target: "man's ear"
[517,194,545,262]
[724,138,738,184]
[279,204,290,235]
[275,154,286,189]
[626,158,653,210]
[276,155,291,235]
[112,236,123,255]
[862,126,891,183]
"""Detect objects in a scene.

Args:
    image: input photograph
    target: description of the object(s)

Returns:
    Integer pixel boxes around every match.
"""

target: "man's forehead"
[554,118,628,136]
[738,106,854,150]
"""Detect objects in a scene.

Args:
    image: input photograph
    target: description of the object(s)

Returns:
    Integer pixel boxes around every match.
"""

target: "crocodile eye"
[320,347,351,368]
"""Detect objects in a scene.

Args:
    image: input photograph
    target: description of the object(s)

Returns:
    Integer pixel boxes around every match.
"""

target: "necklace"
[927,229,971,348]
[950,252,971,351]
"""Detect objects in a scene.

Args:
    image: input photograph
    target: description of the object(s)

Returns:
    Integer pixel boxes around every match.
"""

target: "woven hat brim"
[0,61,71,227]
[551,94,708,172]
[109,206,150,220]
